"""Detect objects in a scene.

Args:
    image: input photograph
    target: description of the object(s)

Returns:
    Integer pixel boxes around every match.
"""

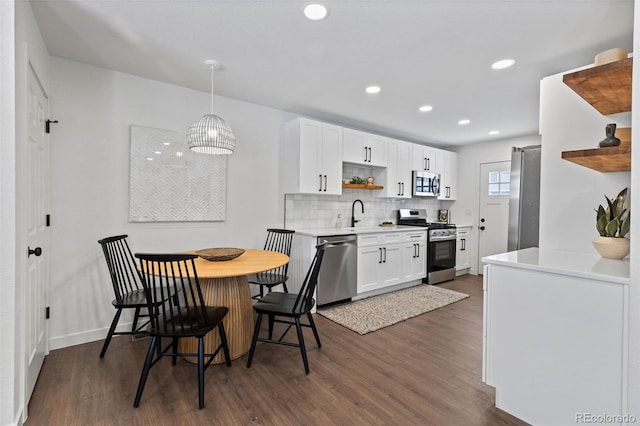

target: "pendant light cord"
[210,65,214,115]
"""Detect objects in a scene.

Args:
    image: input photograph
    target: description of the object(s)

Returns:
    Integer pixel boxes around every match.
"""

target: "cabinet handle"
[413,243,417,258]
[383,247,387,263]
[368,147,372,162]
[423,157,427,170]
[398,182,401,196]
[417,243,420,258]
[426,157,430,171]
[318,174,323,191]
[461,238,466,250]
[323,175,327,192]
[400,182,404,196]
[378,247,383,263]
[364,147,368,162]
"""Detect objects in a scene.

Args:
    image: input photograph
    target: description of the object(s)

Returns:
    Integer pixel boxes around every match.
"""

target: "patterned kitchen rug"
[317,284,469,335]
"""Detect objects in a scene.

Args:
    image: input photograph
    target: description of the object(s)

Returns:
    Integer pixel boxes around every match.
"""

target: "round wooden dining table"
[180,249,289,364]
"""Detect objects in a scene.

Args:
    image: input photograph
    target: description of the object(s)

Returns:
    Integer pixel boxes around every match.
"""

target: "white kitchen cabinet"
[401,231,427,281]
[412,144,439,172]
[375,138,412,198]
[438,150,457,200]
[357,232,403,293]
[284,117,343,195]
[456,226,471,273]
[343,128,387,167]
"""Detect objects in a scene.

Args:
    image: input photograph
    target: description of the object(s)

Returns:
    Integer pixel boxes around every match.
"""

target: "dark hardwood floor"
[26,274,527,425]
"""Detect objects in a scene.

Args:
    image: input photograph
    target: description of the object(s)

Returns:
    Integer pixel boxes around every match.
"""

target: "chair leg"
[133,336,158,407]
[259,285,264,298]
[268,314,275,340]
[282,282,288,293]
[172,337,178,365]
[131,306,142,333]
[295,317,310,375]
[307,312,321,348]
[247,313,263,368]
[218,322,232,367]
[198,337,205,409]
[100,308,123,358]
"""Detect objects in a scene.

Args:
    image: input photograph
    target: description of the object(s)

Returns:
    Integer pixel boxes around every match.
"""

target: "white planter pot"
[592,236,630,259]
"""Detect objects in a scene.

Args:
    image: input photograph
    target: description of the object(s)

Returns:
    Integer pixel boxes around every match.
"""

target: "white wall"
[452,134,541,274]
[539,70,631,253]
[48,57,294,349]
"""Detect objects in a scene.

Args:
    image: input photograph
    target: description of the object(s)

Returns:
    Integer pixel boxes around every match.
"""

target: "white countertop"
[295,225,426,237]
[482,247,630,285]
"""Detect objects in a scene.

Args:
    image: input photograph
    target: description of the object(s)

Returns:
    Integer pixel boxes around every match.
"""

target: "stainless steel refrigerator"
[507,145,541,251]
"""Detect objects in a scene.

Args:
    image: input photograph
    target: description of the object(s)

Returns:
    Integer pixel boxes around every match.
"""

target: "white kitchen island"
[482,247,631,425]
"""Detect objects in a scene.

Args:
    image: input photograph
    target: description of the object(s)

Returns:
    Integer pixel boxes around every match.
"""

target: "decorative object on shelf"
[367,176,374,185]
[438,209,449,223]
[594,47,628,66]
[593,187,630,259]
[350,176,365,184]
[196,248,245,261]
[187,60,236,155]
[598,123,621,147]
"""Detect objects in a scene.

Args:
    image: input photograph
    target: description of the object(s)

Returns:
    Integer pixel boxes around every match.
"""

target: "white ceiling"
[30,0,634,148]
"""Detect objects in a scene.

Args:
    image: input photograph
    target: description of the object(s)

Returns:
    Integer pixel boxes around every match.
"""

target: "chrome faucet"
[351,199,364,227]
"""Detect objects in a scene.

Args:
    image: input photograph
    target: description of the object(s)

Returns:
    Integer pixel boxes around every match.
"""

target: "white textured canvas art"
[129,125,227,222]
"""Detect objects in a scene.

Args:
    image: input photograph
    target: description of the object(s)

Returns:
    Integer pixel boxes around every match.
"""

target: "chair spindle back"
[292,241,327,314]
[98,235,143,303]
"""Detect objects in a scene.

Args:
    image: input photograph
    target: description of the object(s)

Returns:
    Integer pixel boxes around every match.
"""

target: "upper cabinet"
[438,150,458,200]
[412,144,440,172]
[375,138,412,198]
[284,118,343,195]
[343,128,388,167]
[561,57,632,172]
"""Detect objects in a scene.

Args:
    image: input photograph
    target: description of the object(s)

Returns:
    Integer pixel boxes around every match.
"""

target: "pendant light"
[187,60,236,154]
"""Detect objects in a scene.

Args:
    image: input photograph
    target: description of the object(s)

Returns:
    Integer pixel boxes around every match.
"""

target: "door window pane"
[488,170,510,196]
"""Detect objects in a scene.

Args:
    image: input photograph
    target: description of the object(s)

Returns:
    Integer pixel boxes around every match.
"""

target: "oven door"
[428,238,456,271]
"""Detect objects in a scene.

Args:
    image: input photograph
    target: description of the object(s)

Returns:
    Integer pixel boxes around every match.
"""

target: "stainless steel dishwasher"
[317,234,357,306]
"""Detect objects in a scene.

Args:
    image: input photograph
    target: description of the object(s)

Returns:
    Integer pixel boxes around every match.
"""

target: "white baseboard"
[48,321,134,351]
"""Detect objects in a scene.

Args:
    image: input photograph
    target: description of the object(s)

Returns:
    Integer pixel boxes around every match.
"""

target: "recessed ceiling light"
[418,105,433,112]
[458,119,471,125]
[491,59,516,70]
[365,86,381,94]
[489,130,500,135]
[303,3,328,20]
[154,151,162,155]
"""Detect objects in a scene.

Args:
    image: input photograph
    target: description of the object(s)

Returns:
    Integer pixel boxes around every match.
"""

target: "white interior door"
[478,161,511,270]
[25,63,49,402]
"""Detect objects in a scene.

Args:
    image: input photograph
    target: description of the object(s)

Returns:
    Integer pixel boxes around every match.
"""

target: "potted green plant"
[593,187,630,259]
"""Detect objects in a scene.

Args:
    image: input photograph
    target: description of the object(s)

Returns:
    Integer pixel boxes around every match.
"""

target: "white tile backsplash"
[284,190,441,229]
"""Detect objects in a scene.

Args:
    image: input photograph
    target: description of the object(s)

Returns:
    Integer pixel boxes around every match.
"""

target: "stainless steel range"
[397,209,457,285]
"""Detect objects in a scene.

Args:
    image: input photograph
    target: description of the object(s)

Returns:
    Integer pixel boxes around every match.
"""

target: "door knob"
[480,218,485,223]
[28,246,42,257]
[479,226,485,231]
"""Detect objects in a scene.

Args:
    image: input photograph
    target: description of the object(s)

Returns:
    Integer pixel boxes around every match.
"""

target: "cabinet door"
[298,118,324,193]
[456,229,471,271]
[412,144,439,172]
[396,141,412,198]
[321,123,343,195]
[377,139,412,198]
[357,245,382,293]
[379,244,402,287]
[402,240,426,280]
[367,133,387,167]
[438,150,457,200]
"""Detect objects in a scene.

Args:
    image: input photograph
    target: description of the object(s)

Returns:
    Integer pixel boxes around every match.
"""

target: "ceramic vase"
[592,236,630,259]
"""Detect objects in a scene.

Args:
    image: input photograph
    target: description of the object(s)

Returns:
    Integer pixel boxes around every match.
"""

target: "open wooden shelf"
[561,146,631,172]
[562,57,632,115]
[342,183,384,190]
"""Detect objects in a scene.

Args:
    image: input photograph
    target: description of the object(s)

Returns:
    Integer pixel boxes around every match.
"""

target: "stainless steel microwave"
[412,171,440,197]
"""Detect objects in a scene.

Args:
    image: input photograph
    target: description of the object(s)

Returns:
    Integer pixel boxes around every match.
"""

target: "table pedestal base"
[179,275,254,364]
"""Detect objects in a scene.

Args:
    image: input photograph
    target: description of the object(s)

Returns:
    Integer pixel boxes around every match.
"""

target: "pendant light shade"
[187,60,236,154]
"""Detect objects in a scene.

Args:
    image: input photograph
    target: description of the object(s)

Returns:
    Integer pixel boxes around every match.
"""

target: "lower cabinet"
[456,226,472,274]
[357,230,426,294]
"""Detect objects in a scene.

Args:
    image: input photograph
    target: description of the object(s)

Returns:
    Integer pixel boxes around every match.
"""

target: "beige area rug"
[317,284,469,335]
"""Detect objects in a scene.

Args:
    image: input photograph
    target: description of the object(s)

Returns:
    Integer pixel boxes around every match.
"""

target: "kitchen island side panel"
[484,264,627,425]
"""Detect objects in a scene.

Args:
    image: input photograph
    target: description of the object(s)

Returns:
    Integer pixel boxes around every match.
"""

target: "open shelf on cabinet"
[342,183,384,190]
[561,146,631,172]
[562,57,632,115]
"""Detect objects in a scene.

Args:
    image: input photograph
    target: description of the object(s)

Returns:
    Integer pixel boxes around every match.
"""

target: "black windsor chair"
[248,229,295,300]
